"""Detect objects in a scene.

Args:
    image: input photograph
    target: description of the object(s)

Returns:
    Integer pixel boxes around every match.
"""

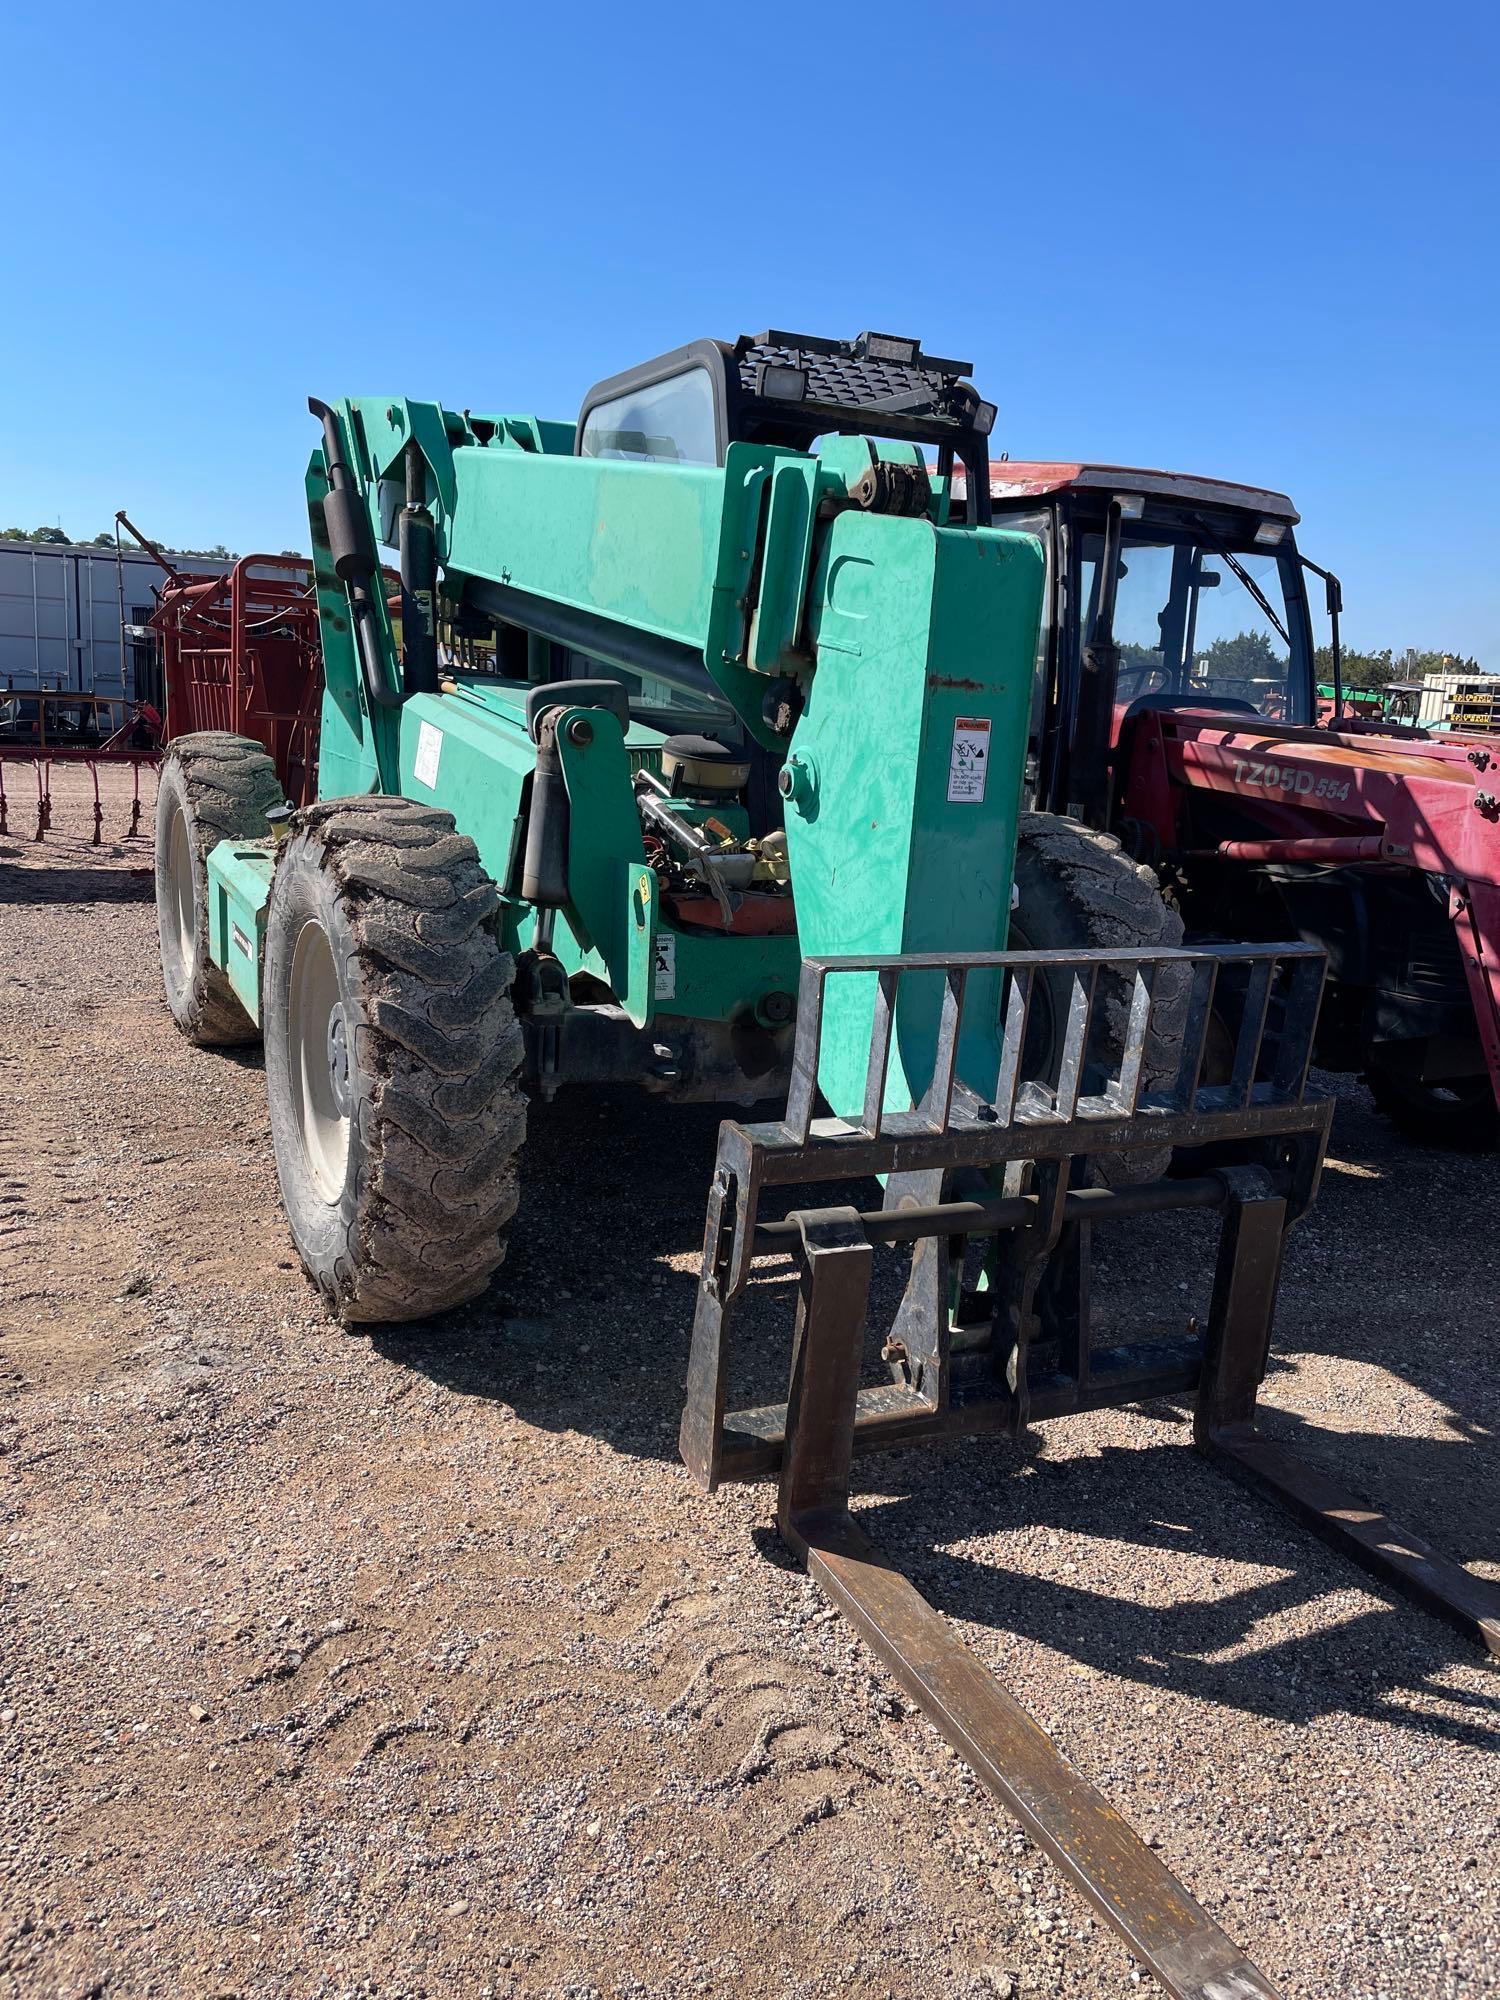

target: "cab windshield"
[1079,518,1310,725]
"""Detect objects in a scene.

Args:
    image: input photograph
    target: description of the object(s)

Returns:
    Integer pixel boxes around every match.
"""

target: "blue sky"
[3,1,1496,662]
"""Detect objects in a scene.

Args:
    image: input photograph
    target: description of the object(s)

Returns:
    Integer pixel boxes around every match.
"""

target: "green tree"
[1198,630,1279,680]
[1400,648,1483,678]
[1119,641,1160,670]
[1315,645,1397,689]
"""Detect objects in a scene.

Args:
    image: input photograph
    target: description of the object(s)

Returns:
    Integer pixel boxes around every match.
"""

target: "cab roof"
[974,460,1300,524]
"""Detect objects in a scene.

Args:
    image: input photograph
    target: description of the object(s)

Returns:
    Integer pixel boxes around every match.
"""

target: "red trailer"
[125,520,322,808]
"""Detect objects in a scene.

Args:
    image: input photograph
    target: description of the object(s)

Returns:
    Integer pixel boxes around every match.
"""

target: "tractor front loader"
[154,332,1499,2000]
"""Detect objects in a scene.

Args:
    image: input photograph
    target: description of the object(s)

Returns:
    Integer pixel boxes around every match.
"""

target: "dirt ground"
[2,766,1496,2000]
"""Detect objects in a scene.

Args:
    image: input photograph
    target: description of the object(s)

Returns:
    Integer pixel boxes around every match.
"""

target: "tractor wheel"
[155,732,284,1046]
[1008,812,1187,1183]
[262,797,526,1324]
[1364,1063,1499,1150]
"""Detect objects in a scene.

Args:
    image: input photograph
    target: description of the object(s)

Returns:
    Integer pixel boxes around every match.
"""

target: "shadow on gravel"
[372,1086,885,1458]
[0,860,156,903]
[217,1045,267,1074]
[1274,1079,1500,1515]
[370,1082,1499,1745]
[1252,1394,1498,1567]
[372,1090,749,1461]
[854,1444,1500,1749]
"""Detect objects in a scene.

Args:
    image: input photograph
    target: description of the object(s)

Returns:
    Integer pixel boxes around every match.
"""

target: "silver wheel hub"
[164,800,196,984]
[326,1004,351,1116]
[288,920,351,1204]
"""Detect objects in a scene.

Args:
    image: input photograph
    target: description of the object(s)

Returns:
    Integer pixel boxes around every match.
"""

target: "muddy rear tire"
[262,797,527,1324]
[155,732,283,1046]
[1008,812,1187,1183]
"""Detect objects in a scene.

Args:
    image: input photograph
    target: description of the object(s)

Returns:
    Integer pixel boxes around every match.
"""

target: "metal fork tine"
[993,966,1033,1125]
[862,966,899,1136]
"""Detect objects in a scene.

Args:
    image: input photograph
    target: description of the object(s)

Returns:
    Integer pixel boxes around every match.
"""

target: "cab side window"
[579,367,719,466]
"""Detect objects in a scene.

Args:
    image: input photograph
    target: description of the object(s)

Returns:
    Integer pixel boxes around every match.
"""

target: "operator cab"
[569,344,1341,827]
[559,331,999,799]
[968,463,1332,816]
[576,329,996,499]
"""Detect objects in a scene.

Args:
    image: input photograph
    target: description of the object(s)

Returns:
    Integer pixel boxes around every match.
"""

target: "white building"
[0,537,229,709]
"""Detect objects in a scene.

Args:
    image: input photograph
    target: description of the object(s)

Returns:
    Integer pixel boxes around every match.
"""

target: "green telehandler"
[153,331,1497,2000]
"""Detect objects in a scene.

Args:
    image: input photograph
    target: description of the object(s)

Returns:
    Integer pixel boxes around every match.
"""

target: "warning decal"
[413,719,444,789]
[947,716,991,803]
[653,930,677,1001]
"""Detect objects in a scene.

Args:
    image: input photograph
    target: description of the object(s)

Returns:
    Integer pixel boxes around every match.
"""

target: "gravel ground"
[1,765,1496,2000]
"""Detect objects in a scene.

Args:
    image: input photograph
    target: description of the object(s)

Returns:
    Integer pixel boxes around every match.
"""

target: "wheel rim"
[164,800,196,986]
[288,919,351,1203]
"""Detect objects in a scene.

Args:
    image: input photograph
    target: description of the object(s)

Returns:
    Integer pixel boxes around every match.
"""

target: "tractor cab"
[971,463,1338,819]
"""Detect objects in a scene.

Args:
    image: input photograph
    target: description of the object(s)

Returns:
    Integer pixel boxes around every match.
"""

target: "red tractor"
[967,461,1500,1145]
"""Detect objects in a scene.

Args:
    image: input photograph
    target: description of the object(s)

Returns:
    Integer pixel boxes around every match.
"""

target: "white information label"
[413,719,444,789]
[653,931,677,1001]
[947,716,991,803]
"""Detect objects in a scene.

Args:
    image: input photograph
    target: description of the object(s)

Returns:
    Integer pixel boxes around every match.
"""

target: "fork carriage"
[682,942,1500,2000]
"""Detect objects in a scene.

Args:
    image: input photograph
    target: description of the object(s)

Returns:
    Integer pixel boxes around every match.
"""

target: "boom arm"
[304,395,1044,1115]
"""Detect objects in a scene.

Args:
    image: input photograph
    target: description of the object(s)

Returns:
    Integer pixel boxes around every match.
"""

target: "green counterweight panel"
[781,512,1044,1120]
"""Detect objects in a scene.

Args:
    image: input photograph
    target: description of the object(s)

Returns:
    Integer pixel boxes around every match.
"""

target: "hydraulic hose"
[521,710,570,908]
[398,439,440,697]
[308,398,401,709]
